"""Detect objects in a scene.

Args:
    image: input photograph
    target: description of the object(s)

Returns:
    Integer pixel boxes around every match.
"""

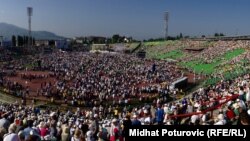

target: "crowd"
[1,51,183,106]
[1,41,250,141]
[0,48,13,63]
[145,40,184,59]
[183,40,250,63]
[0,72,250,141]
[20,73,49,82]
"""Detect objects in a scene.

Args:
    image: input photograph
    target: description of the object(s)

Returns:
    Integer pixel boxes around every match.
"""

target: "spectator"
[3,123,19,141]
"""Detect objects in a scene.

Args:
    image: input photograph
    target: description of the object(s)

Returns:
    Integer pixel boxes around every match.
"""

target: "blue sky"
[0,0,250,40]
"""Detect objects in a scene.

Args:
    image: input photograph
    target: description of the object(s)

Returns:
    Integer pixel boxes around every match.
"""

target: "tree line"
[71,34,137,45]
[143,32,226,42]
[144,33,186,42]
[12,35,35,47]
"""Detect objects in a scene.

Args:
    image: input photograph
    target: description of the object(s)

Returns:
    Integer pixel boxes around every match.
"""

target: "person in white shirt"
[163,104,169,114]
[190,115,199,125]
[3,123,20,141]
[246,87,250,108]
[237,99,247,110]
[187,103,193,113]
[0,114,10,131]
[214,114,226,125]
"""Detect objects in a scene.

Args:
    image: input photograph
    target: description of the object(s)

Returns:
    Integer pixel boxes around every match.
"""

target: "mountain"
[0,22,65,40]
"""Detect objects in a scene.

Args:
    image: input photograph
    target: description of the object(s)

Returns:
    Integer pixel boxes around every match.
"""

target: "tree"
[106,38,112,44]
[49,40,55,46]
[29,37,33,46]
[180,33,183,39]
[127,37,133,42]
[219,33,224,36]
[12,35,16,47]
[201,35,206,38]
[33,37,35,46]
[23,36,28,45]
[112,34,120,43]
[214,33,219,37]
[176,35,180,40]
[17,36,24,46]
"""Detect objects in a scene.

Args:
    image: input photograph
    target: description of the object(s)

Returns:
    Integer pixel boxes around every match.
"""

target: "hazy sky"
[0,0,250,40]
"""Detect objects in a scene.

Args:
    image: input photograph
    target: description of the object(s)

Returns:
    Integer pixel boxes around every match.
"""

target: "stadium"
[1,0,250,141]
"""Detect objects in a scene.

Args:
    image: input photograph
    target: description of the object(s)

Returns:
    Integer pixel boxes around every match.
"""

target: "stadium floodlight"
[27,7,33,47]
[164,11,169,40]
[0,36,3,46]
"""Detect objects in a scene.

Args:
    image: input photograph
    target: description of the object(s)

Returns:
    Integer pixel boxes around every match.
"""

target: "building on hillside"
[73,36,107,44]
[73,37,86,44]
[35,40,49,47]
[87,36,106,44]
[2,40,12,48]
[76,38,84,44]
[0,36,12,47]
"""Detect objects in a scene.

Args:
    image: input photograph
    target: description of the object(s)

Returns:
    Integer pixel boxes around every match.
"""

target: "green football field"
[181,48,245,74]
[156,49,184,60]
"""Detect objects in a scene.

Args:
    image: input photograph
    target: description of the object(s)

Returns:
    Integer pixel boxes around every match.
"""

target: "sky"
[0,0,250,40]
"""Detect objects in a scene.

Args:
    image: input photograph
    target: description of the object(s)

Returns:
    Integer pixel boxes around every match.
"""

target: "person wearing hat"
[110,118,122,141]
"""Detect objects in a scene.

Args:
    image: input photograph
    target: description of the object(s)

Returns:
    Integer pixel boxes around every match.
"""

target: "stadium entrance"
[170,77,188,90]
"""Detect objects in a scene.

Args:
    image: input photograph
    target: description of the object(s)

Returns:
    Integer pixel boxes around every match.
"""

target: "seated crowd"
[0,41,250,141]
